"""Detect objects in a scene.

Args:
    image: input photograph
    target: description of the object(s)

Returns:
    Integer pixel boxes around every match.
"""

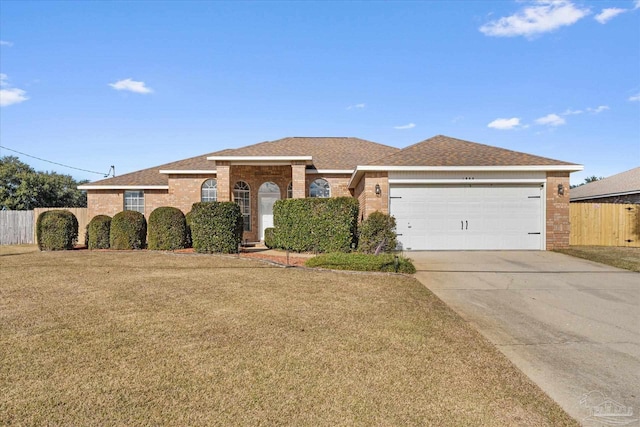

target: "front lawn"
[555,245,640,272]
[0,246,577,426]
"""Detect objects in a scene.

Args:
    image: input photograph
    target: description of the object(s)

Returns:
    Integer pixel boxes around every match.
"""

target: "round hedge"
[36,210,79,251]
[357,211,397,254]
[264,227,276,249]
[148,207,188,250]
[88,215,112,249]
[110,210,147,250]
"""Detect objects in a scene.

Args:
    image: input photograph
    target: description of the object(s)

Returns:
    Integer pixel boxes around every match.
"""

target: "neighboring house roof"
[570,167,640,201]
[368,135,576,167]
[80,137,398,188]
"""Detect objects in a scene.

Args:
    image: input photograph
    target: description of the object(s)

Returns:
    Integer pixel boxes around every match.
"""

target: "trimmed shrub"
[110,211,147,250]
[272,197,359,253]
[264,227,276,249]
[305,253,416,274]
[148,207,188,250]
[36,210,79,251]
[88,215,112,249]
[190,202,243,253]
[358,211,398,254]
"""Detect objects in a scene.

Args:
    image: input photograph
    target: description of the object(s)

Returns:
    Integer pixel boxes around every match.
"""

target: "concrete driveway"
[411,251,640,426]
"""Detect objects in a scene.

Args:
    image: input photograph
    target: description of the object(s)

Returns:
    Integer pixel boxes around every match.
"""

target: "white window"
[124,190,144,214]
[310,178,330,198]
[233,181,251,231]
[287,182,293,198]
[201,179,217,202]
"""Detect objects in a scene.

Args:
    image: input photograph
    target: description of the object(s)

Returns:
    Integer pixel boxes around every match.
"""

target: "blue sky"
[1,0,638,185]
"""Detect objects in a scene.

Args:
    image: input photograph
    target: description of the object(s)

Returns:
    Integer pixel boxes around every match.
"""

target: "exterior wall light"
[375,184,381,196]
[558,183,564,196]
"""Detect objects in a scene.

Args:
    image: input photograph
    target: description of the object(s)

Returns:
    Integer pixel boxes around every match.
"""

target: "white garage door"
[390,185,543,250]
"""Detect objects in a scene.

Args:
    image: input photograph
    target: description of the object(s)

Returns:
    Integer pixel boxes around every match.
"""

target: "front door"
[258,182,281,241]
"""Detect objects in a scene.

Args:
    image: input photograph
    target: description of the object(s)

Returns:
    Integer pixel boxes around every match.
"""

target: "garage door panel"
[390,184,543,250]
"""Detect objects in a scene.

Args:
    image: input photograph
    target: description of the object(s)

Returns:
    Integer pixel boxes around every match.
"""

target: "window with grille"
[124,190,144,214]
[309,178,330,198]
[233,181,251,231]
[201,179,217,202]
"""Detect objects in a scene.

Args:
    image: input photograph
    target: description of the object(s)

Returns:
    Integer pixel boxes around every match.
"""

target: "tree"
[570,175,604,189]
[0,156,89,210]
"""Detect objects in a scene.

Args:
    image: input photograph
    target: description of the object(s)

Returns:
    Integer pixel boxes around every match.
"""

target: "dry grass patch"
[556,246,640,272]
[0,248,577,426]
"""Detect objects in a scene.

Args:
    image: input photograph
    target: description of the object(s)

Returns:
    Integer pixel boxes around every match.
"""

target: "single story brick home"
[78,135,583,250]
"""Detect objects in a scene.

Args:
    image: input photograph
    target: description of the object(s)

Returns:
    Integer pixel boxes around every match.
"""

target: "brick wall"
[353,172,389,220]
[87,190,124,219]
[546,172,571,250]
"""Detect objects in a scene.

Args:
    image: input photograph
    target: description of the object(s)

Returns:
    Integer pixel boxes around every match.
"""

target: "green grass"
[0,246,577,426]
[305,252,416,273]
[555,246,640,272]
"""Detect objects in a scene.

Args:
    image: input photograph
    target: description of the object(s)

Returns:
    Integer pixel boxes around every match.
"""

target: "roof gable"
[219,137,398,170]
[368,135,576,167]
[571,167,640,200]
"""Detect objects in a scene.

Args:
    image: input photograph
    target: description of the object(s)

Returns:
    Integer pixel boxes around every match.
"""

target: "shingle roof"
[84,137,398,186]
[86,148,233,186]
[570,167,640,201]
[219,137,398,170]
[368,135,576,166]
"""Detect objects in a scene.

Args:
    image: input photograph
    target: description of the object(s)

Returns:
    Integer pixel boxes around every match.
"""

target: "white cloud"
[595,8,627,24]
[0,40,13,47]
[479,0,590,38]
[394,123,416,130]
[562,108,583,115]
[536,114,567,126]
[635,0,640,10]
[109,78,153,94]
[587,105,609,113]
[0,74,28,107]
[535,113,566,126]
[487,117,522,130]
[451,115,464,123]
[629,93,640,102]
[347,103,366,110]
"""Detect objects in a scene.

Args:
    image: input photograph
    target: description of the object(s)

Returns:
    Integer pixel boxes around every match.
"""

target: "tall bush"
[272,197,359,253]
[36,209,79,251]
[358,211,397,253]
[148,207,188,250]
[190,202,243,253]
[110,211,147,250]
[87,215,111,249]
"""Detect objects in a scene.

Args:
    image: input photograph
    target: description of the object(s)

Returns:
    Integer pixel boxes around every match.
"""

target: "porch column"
[291,162,306,198]
[216,162,231,201]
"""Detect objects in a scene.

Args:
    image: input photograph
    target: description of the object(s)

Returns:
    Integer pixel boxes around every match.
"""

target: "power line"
[0,145,113,177]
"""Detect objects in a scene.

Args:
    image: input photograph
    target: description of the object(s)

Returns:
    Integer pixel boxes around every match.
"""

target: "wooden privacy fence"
[0,208,88,245]
[0,210,35,244]
[570,203,640,247]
